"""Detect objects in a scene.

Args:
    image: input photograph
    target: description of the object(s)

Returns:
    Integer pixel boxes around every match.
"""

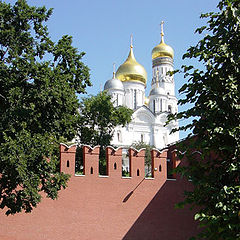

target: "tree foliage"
[77,91,133,174]
[170,0,240,239]
[77,91,133,148]
[0,0,91,215]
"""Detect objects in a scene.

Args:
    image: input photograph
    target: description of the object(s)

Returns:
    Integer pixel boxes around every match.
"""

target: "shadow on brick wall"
[123,180,199,240]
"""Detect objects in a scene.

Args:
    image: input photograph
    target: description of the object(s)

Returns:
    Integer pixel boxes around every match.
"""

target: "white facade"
[104,34,179,149]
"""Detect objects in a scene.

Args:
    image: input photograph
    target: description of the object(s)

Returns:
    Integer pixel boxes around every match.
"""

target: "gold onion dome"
[116,41,147,86]
[152,21,174,60]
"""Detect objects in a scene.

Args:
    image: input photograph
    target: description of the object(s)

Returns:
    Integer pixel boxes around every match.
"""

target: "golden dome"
[152,22,174,59]
[152,40,174,59]
[116,45,147,86]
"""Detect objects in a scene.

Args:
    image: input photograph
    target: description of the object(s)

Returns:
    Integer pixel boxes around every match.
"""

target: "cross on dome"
[130,34,133,48]
[160,21,165,42]
[113,63,116,78]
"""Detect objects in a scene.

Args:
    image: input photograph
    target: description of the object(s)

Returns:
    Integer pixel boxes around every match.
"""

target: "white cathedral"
[104,23,179,149]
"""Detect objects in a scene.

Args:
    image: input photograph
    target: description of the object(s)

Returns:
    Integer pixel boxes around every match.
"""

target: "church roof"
[104,77,124,91]
[149,87,165,96]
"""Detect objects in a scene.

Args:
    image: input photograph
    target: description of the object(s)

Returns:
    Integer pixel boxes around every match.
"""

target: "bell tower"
[149,21,178,115]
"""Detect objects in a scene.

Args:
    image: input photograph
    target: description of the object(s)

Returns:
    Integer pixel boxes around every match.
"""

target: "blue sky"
[6,0,220,138]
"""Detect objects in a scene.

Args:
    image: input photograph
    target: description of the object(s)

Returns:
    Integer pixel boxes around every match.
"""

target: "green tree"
[77,91,133,174]
[170,0,240,239]
[0,0,91,215]
[131,141,155,177]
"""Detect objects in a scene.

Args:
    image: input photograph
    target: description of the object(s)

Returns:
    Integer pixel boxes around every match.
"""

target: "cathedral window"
[134,89,137,109]
[168,105,172,113]
[90,167,93,174]
[114,163,117,170]
[153,100,156,113]
[117,132,120,141]
[137,169,140,176]
[117,131,122,142]
[163,136,167,145]
[67,160,70,168]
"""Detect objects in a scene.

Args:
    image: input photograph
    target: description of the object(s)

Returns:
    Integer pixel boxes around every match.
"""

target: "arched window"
[141,134,144,142]
[163,136,167,145]
[67,160,70,168]
[137,169,140,176]
[168,105,172,113]
[117,131,122,142]
[90,167,93,174]
[159,165,162,172]
[153,100,156,113]
[116,94,119,106]
[134,89,137,109]
[114,163,117,170]
[117,132,120,141]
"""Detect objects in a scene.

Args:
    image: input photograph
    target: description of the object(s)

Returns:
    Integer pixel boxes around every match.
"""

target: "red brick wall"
[0,144,199,240]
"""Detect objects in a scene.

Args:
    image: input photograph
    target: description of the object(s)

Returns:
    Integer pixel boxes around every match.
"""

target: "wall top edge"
[106,145,123,151]
[60,143,78,149]
[152,148,168,154]
[60,143,171,154]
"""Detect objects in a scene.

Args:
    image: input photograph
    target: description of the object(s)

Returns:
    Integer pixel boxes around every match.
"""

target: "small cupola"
[152,21,174,60]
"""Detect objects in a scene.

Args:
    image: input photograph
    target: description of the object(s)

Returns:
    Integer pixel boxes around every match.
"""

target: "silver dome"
[104,78,124,91]
[149,87,165,96]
